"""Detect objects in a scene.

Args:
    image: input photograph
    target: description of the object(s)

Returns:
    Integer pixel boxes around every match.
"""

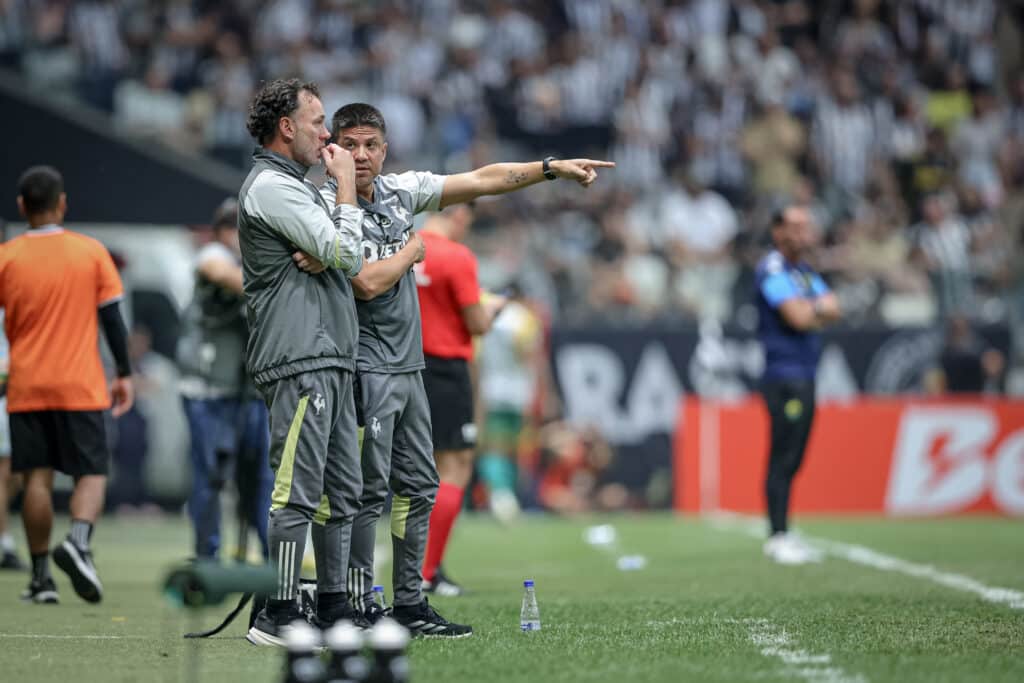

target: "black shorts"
[422,355,476,451]
[10,410,110,477]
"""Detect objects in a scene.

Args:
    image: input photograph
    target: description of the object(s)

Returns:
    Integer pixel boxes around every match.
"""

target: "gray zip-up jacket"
[238,148,364,386]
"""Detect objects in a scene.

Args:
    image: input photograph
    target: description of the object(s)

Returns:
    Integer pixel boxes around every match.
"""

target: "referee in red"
[415,203,505,596]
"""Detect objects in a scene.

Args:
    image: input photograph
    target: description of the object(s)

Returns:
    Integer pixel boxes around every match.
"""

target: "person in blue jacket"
[755,205,842,565]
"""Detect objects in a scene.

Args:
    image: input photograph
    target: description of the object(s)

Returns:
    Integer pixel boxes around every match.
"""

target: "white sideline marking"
[708,512,1024,610]
[0,633,145,640]
[743,619,867,683]
[645,617,867,682]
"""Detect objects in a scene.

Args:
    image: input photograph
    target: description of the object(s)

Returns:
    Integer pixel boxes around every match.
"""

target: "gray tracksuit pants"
[262,369,361,601]
[348,371,438,609]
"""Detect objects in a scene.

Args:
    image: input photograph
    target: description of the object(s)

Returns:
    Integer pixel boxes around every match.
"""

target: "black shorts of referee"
[422,355,477,451]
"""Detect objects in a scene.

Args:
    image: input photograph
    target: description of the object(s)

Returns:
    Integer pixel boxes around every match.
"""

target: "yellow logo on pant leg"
[784,399,804,420]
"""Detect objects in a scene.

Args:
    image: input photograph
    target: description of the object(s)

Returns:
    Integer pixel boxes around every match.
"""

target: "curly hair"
[330,102,387,141]
[246,79,321,145]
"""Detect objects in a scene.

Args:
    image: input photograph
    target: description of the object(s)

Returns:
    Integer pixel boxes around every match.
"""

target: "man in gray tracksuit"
[296,101,613,638]
[237,79,368,646]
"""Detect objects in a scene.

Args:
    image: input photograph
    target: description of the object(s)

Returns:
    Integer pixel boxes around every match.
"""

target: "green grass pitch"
[1,514,1021,683]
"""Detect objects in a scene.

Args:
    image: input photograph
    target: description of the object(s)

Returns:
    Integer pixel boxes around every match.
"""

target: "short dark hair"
[771,204,804,228]
[330,103,387,141]
[211,197,238,231]
[770,206,788,228]
[246,78,321,145]
[18,165,63,215]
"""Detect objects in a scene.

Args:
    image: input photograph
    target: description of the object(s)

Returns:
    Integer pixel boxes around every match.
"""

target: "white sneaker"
[764,533,818,565]
[489,490,520,524]
[787,532,825,562]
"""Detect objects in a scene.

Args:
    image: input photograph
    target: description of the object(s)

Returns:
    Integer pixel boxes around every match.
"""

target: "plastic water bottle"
[372,584,387,610]
[324,621,368,683]
[520,579,541,632]
[366,617,411,683]
[283,620,327,683]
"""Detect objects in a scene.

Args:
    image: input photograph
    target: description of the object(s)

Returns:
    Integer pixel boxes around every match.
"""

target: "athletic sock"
[266,597,294,616]
[316,590,348,616]
[422,482,464,583]
[1,532,15,553]
[478,453,515,492]
[31,552,50,583]
[69,519,93,551]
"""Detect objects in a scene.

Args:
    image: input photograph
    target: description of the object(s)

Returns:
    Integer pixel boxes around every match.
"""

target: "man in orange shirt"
[415,203,505,595]
[0,166,134,604]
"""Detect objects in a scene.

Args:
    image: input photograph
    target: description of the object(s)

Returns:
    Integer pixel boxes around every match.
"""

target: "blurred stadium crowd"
[3,0,1024,330]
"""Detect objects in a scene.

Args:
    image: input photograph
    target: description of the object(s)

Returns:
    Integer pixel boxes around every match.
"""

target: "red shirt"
[416,230,480,360]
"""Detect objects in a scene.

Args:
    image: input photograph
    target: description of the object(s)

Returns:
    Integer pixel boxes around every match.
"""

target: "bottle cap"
[373,585,384,593]
[524,579,534,587]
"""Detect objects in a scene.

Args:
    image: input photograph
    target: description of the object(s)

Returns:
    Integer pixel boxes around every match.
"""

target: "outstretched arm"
[438,158,615,208]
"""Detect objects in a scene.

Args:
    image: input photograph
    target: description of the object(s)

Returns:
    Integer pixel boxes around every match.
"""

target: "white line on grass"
[0,634,146,640]
[742,618,867,683]
[708,512,1024,611]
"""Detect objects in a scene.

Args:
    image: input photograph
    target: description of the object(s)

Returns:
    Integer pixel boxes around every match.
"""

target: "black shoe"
[52,539,102,603]
[298,579,318,621]
[247,604,306,647]
[313,600,372,630]
[20,577,59,604]
[1,550,27,571]
[423,567,466,597]
[392,598,473,638]
[363,602,393,626]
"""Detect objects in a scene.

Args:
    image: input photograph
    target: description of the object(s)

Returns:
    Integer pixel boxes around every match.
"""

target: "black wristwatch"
[542,156,557,180]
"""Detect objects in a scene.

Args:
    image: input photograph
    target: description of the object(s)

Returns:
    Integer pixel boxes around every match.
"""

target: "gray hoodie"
[238,148,364,386]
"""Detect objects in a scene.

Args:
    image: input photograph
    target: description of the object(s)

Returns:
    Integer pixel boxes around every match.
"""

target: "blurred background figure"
[926,314,1005,394]
[176,198,271,561]
[106,324,158,514]
[477,284,544,522]
[756,205,841,565]
[534,422,627,514]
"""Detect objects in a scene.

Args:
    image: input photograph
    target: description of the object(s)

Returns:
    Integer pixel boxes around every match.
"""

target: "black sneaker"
[247,604,306,647]
[313,600,372,630]
[423,567,466,597]
[20,577,59,604]
[52,539,102,603]
[363,602,393,626]
[392,598,473,638]
[1,550,27,571]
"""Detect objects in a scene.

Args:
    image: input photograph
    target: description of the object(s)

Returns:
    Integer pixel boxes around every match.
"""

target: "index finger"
[582,159,615,168]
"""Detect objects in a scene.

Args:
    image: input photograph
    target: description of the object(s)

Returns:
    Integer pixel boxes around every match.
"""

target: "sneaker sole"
[419,630,474,639]
[21,591,59,604]
[401,621,474,638]
[52,541,102,603]
[245,626,287,647]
